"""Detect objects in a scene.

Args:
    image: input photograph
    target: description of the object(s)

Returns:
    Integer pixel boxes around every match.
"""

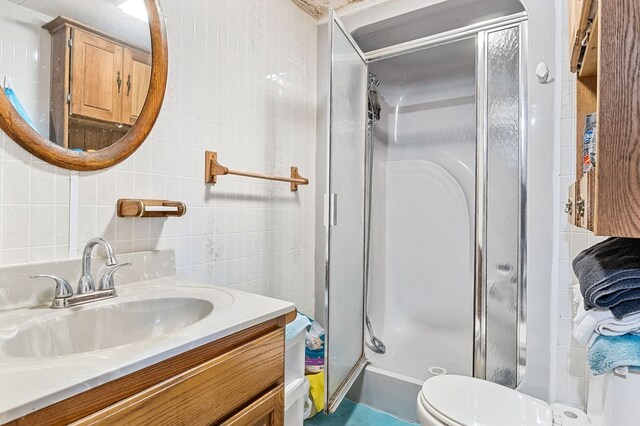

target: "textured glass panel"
[327,19,367,400]
[485,26,521,388]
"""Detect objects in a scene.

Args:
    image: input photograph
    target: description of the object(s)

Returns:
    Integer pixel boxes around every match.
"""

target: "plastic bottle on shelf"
[582,112,597,175]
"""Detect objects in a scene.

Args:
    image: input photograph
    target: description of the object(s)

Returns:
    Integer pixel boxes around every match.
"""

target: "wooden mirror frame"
[0,0,168,171]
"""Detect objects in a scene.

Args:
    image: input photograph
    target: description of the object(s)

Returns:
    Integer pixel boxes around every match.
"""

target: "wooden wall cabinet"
[6,312,294,426]
[44,17,151,150]
[566,0,640,237]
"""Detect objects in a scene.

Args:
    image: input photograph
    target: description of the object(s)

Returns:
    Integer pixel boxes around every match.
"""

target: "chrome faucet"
[78,237,118,294]
[30,237,131,309]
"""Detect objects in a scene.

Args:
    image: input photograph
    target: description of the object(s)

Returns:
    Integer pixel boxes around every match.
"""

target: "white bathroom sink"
[0,251,295,424]
[1,297,214,357]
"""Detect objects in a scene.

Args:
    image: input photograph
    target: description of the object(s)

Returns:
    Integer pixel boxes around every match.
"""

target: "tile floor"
[305,399,416,426]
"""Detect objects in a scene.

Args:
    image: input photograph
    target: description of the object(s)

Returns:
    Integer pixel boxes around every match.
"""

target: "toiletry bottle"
[582,113,597,174]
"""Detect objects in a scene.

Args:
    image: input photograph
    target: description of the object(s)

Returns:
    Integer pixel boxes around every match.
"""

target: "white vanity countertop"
[0,278,295,423]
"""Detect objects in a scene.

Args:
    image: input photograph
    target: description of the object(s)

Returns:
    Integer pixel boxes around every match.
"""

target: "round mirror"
[0,0,167,171]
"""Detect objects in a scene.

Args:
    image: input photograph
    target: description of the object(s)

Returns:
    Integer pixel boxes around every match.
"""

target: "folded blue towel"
[4,87,36,131]
[285,312,311,343]
[588,334,640,375]
[573,238,640,319]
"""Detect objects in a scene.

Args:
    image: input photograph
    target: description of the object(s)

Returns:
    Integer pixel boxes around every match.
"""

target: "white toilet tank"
[587,369,640,426]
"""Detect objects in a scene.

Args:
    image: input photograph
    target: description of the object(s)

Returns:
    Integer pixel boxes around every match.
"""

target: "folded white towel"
[573,289,640,347]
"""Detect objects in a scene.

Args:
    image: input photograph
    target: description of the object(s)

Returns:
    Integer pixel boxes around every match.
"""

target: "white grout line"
[68,171,79,258]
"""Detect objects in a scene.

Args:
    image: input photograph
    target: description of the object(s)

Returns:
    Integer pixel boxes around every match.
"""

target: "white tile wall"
[555,0,607,410]
[0,0,317,316]
[0,0,71,266]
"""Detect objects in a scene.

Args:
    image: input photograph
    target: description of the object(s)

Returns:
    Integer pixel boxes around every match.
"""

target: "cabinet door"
[577,171,594,231]
[567,183,577,226]
[220,386,284,426]
[70,28,123,123]
[569,0,594,71]
[122,48,151,125]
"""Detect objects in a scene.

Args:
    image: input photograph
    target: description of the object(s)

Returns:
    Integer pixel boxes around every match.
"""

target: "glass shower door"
[324,10,368,413]
[476,22,527,388]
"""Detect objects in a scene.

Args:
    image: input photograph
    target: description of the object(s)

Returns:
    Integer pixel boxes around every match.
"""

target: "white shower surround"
[377,159,474,375]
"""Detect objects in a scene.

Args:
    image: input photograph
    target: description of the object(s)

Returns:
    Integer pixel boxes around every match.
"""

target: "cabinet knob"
[564,198,573,214]
[576,197,585,218]
[116,71,122,93]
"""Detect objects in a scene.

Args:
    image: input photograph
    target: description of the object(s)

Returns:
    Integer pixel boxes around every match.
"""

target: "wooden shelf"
[566,0,640,237]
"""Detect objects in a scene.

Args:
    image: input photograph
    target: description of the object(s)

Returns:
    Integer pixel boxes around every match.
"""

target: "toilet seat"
[417,375,553,426]
[418,392,464,426]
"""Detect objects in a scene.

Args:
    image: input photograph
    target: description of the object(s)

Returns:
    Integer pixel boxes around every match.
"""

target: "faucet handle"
[30,275,73,299]
[98,262,132,291]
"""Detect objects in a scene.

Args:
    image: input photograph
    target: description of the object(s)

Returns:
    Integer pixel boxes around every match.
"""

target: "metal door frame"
[324,9,369,413]
[324,11,529,411]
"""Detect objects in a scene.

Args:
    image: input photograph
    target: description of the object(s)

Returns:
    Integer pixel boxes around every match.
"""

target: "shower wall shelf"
[204,151,309,192]
[117,199,187,218]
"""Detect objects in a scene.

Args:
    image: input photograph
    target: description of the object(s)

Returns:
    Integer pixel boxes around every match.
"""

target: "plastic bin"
[285,322,307,425]
[285,329,305,385]
[284,377,306,426]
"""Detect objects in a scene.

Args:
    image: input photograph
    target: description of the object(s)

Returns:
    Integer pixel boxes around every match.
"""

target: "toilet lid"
[420,375,553,426]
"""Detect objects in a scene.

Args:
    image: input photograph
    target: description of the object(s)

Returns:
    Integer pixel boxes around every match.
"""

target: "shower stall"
[315,1,528,422]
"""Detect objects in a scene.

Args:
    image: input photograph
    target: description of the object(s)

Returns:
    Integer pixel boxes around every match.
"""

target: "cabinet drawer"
[73,329,284,426]
[221,385,284,426]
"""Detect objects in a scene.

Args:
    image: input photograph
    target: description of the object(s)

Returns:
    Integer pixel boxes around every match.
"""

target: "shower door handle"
[329,193,338,226]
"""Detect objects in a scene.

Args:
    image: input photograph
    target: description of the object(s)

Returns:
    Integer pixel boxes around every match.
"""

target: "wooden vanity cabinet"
[6,311,295,426]
[44,17,151,150]
[566,0,640,237]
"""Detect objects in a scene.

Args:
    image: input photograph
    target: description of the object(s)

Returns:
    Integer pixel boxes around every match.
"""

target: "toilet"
[417,375,587,426]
